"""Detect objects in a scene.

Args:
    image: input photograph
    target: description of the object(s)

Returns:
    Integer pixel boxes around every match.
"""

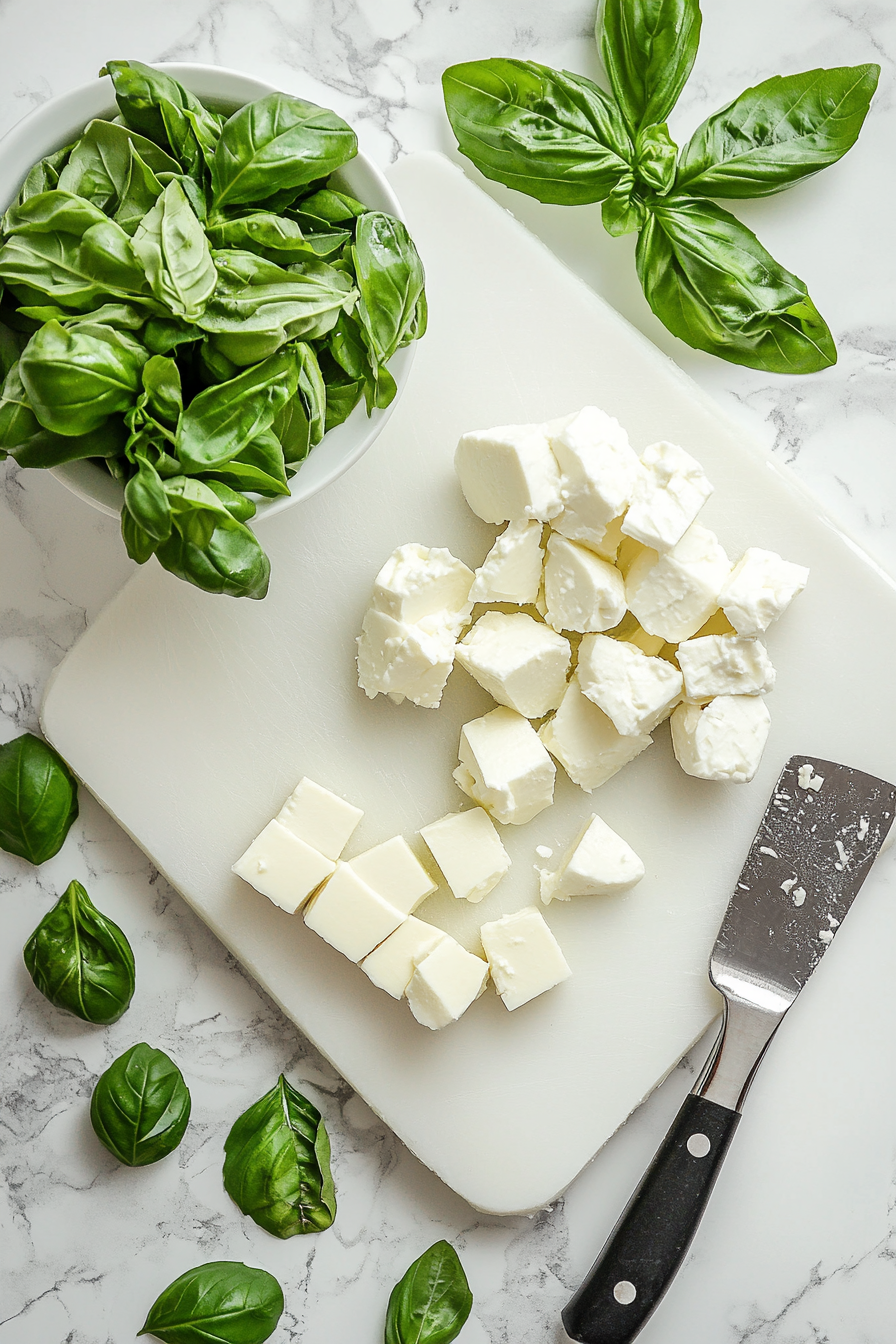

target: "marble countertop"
[2,2,896,1341]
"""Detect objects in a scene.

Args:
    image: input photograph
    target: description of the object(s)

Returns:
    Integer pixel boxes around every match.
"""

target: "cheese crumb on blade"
[546,406,639,550]
[275,777,363,861]
[356,608,456,709]
[625,523,731,643]
[720,547,809,636]
[304,862,407,961]
[577,632,683,737]
[622,440,713,552]
[676,635,776,701]
[420,808,510,902]
[372,542,473,635]
[540,813,645,903]
[469,519,544,604]
[454,706,556,825]
[456,610,570,718]
[360,917,448,999]
[542,533,626,634]
[455,423,562,523]
[406,936,489,1029]
[538,674,652,793]
[232,819,336,914]
[349,835,437,915]
[671,695,771,782]
[479,907,571,1011]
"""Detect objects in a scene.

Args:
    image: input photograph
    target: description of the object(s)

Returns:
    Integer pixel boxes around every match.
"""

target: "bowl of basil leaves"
[0,62,426,600]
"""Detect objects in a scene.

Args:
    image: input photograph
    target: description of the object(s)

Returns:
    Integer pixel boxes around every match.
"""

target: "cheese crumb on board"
[455,423,562,523]
[469,519,544,604]
[360,917,448,999]
[454,706,556,825]
[676,635,776,701]
[275,777,363,861]
[538,674,652,792]
[720,548,809,636]
[479,907,571,1010]
[304,862,407,961]
[406,936,489,1029]
[232,819,336,914]
[419,808,511,903]
[578,632,683,737]
[545,406,639,550]
[540,813,645,903]
[456,611,570,718]
[349,835,437,915]
[797,763,824,792]
[622,441,713,552]
[542,533,626,634]
[671,695,771,783]
[372,543,474,635]
[356,608,457,709]
[625,523,731,643]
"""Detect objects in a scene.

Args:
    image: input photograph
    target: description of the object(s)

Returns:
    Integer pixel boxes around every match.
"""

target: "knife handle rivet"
[613,1281,637,1305]
[687,1132,711,1158]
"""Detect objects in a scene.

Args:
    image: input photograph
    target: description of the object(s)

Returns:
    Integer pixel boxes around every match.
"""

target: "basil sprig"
[140,1261,284,1344]
[0,732,78,864]
[442,0,880,372]
[90,1042,191,1166]
[223,1074,336,1237]
[385,1241,473,1344]
[23,880,135,1024]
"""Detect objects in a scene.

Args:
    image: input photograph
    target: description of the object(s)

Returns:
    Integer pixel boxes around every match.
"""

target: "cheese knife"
[562,754,896,1344]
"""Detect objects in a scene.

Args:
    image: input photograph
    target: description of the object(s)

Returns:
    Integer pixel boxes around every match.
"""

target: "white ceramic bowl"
[0,63,415,521]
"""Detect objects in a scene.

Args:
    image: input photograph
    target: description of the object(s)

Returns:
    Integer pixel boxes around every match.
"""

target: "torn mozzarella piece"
[546,406,639,549]
[360,917,448,999]
[232,819,335,914]
[622,441,713,552]
[455,423,562,523]
[542,533,626,634]
[454,706,555,825]
[538,674,652,793]
[419,808,510,903]
[469,519,543,604]
[304,862,407,961]
[577,633,683,737]
[275,777,363,861]
[372,543,473,635]
[406,936,489,1029]
[456,611,570,718]
[349,835,437,915]
[720,548,809,636]
[540,813,645,903]
[356,608,456,709]
[671,695,771,783]
[480,907,571,1010]
[625,524,731,643]
[677,634,776,701]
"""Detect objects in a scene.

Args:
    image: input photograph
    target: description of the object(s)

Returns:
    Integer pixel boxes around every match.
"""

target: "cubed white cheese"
[372,543,473,635]
[719,548,809,636]
[677,634,776,700]
[406,936,489,1029]
[455,423,563,523]
[419,808,511,903]
[542,533,626,634]
[592,514,625,562]
[538,674,652,792]
[303,862,407,961]
[275,777,363,861]
[622,441,713,552]
[625,524,731,643]
[356,608,456,709]
[540,813,645,903]
[577,633,683,737]
[546,406,639,550]
[670,695,771,783]
[469,519,544,604]
[360,916,448,999]
[456,611,570,718]
[454,706,556,825]
[232,820,335,914]
[349,835,437,915]
[479,906,571,1010]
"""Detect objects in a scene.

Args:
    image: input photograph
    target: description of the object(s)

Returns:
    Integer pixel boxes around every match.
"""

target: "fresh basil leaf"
[210,92,357,209]
[20,319,146,435]
[139,1261,284,1344]
[442,59,633,206]
[114,145,166,235]
[125,453,173,542]
[90,1042,191,1166]
[15,143,74,205]
[176,347,299,470]
[101,60,222,176]
[14,419,127,468]
[385,1242,473,1344]
[635,122,677,193]
[3,188,109,239]
[144,314,197,355]
[0,361,42,449]
[122,506,159,564]
[597,0,702,133]
[202,427,290,497]
[601,183,648,236]
[18,300,147,331]
[676,64,880,198]
[132,180,217,321]
[198,339,239,385]
[636,198,836,372]
[271,392,310,466]
[201,478,257,522]
[0,732,78,864]
[156,508,271,600]
[141,354,182,427]
[352,211,425,367]
[23,880,135,1024]
[294,187,366,224]
[223,1074,336,1238]
[0,319,25,380]
[206,211,323,264]
[317,348,363,433]
[57,119,178,211]
[294,341,327,448]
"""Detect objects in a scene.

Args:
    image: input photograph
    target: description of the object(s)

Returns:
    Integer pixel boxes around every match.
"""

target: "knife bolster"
[693,994,786,1112]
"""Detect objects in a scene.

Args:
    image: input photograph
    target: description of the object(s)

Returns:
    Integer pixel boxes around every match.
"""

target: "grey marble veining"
[2,0,896,1340]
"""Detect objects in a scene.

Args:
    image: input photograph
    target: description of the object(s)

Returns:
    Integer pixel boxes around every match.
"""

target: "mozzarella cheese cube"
[577,633,683,737]
[542,533,626,634]
[454,706,556,825]
[350,835,437,915]
[720,548,809,636]
[538,674,652,792]
[360,916,448,999]
[356,608,456,709]
[625,524,731,643]
[677,634,776,700]
[406,936,489,1029]
[232,820,335,914]
[456,611,570,718]
[420,808,511,903]
[372,543,473,635]
[622,441,713,552]
[469,519,544,604]
[546,406,639,549]
[540,813,645,903]
[480,906,571,1011]
[455,423,563,523]
[671,695,771,783]
[304,862,407,961]
[275,777,363,861]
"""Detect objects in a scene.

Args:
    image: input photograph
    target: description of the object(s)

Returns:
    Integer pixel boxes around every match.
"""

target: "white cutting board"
[41,153,896,1216]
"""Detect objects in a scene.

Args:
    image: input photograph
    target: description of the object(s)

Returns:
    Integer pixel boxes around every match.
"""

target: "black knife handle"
[562,1094,740,1344]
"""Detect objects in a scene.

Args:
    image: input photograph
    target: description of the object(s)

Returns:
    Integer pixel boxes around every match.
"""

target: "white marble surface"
[2,2,896,1341]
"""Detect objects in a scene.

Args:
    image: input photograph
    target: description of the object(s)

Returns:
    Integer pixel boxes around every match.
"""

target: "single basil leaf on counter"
[385,1241,473,1344]
[210,92,357,209]
[597,0,702,133]
[675,64,880,199]
[57,119,178,212]
[101,60,222,176]
[635,122,677,194]
[0,732,78,864]
[636,198,837,372]
[139,1261,284,1344]
[15,143,74,205]
[442,59,633,206]
[90,1042,191,1166]
[132,179,217,321]
[223,1074,336,1238]
[23,880,135,1025]
[176,347,299,471]
[155,508,271,600]
[19,320,147,436]
[351,211,425,367]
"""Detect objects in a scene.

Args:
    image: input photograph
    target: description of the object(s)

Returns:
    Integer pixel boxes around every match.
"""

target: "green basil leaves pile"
[24,880,135,1023]
[385,1241,473,1344]
[0,60,427,599]
[90,1042,191,1166]
[140,1261,284,1344]
[0,731,78,863]
[442,0,879,373]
